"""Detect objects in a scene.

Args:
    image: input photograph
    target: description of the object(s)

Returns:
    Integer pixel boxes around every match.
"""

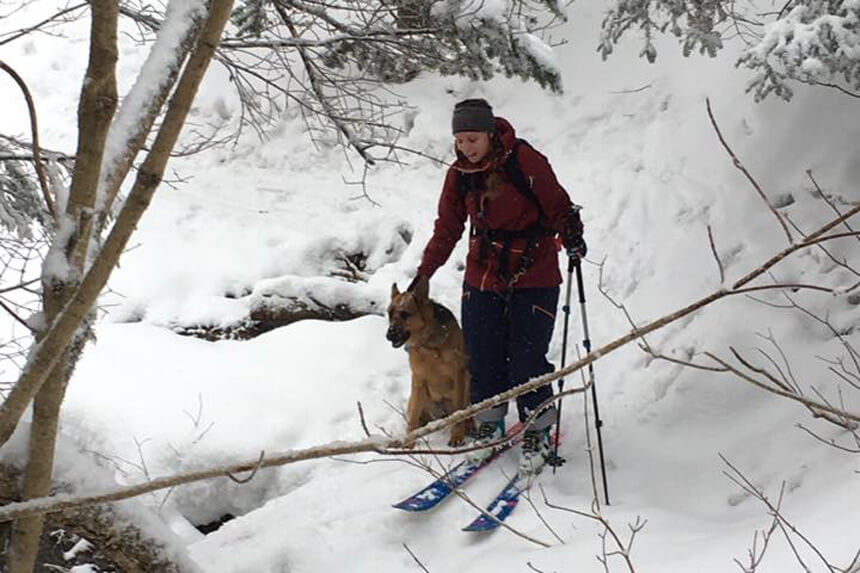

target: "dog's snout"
[386,324,408,348]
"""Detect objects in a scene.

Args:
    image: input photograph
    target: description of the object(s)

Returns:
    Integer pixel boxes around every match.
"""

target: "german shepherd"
[386,277,471,446]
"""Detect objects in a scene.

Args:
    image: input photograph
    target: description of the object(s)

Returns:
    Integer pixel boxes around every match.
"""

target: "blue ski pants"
[461,285,559,430]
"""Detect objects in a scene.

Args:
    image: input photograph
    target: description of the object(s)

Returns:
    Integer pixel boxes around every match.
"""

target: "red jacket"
[418,117,575,292]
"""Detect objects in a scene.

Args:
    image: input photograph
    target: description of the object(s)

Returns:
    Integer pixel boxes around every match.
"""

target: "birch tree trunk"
[2,0,235,569]
[7,1,119,569]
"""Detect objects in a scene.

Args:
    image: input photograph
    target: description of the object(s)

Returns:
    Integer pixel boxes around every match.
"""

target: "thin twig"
[644,347,729,372]
[357,401,371,437]
[226,450,265,484]
[0,2,88,47]
[403,543,431,572]
[708,224,726,284]
[540,486,642,573]
[522,489,565,544]
[0,60,56,217]
[609,83,652,94]
[721,456,838,573]
[706,351,860,423]
[706,98,791,243]
[0,298,34,332]
[806,170,860,246]
[0,278,40,295]
[796,424,860,453]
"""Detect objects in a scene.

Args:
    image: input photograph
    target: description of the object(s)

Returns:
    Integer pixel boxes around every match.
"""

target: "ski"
[392,423,523,512]
[462,432,563,532]
[461,472,528,532]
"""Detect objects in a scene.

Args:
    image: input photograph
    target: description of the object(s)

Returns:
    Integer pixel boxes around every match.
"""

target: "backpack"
[455,138,547,222]
[455,138,555,288]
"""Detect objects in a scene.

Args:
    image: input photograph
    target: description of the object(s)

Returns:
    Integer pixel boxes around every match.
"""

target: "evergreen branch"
[274,2,377,165]
[220,28,439,49]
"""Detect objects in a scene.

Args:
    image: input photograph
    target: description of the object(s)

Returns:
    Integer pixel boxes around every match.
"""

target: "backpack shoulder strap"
[503,139,546,222]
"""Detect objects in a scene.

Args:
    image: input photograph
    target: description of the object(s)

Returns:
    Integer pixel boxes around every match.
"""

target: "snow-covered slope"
[1,1,859,571]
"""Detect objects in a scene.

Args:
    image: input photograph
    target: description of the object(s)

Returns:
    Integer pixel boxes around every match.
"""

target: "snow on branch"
[97,0,208,218]
[742,0,860,101]
[600,0,860,100]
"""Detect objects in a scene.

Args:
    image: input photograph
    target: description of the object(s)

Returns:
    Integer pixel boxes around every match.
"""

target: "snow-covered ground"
[1,1,859,571]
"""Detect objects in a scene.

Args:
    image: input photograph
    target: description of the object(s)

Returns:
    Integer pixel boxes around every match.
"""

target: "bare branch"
[274,3,378,165]
[721,455,841,573]
[540,486,643,572]
[806,170,860,246]
[403,543,431,572]
[0,2,87,47]
[708,224,725,284]
[0,298,34,332]
[706,351,860,424]
[609,83,652,94]
[706,98,792,243]
[796,424,860,454]
[344,162,380,206]
[732,204,860,289]
[226,450,265,484]
[4,193,860,521]
[0,278,40,295]
[357,401,371,437]
[799,79,860,99]
[0,60,56,217]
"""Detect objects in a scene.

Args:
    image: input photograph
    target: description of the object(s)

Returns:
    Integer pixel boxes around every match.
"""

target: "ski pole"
[552,255,575,474]
[575,258,610,505]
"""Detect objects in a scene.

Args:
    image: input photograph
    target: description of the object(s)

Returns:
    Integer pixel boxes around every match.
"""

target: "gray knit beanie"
[451,98,495,134]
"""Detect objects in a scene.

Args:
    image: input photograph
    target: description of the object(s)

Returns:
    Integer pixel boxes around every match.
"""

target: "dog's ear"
[391,282,401,298]
[411,275,429,302]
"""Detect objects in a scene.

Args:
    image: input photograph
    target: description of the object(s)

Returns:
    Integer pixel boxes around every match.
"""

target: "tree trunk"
[97,9,205,232]
[2,0,234,569]
[0,464,196,572]
[6,0,119,569]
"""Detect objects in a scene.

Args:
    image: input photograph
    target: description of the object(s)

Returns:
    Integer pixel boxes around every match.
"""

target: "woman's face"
[455,131,491,164]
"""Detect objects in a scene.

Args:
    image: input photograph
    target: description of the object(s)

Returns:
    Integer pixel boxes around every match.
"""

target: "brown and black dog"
[386,277,471,446]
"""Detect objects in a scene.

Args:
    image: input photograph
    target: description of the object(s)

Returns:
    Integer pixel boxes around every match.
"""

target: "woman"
[415,98,586,474]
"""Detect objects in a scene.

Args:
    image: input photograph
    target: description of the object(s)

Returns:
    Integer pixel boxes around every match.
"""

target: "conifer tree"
[600,0,860,100]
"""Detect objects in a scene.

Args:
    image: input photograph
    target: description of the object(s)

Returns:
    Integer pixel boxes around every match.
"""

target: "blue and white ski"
[393,423,523,512]
[462,432,563,532]
[461,472,528,532]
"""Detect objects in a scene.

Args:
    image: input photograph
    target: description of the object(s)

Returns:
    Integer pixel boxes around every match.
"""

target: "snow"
[98,0,208,212]
[1,1,859,572]
[517,32,560,76]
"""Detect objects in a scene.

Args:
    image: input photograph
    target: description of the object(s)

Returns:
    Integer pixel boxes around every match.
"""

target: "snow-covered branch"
[600,0,860,101]
[97,0,208,230]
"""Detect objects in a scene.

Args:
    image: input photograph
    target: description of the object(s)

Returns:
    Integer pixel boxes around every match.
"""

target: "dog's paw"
[448,430,466,447]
